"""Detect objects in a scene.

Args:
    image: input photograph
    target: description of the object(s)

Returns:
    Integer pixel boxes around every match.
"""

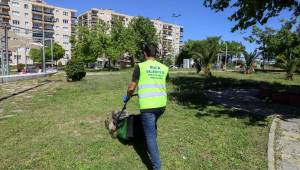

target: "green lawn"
[0,71,283,169]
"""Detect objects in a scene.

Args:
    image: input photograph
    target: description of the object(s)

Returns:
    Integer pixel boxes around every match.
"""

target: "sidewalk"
[276,118,300,170]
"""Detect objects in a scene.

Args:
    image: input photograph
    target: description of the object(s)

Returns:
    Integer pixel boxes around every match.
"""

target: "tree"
[203,0,300,31]
[243,50,259,74]
[45,43,65,64]
[220,41,245,68]
[29,48,42,63]
[128,16,159,62]
[105,18,127,68]
[175,40,195,66]
[71,21,109,65]
[272,20,300,80]
[189,37,221,76]
[244,26,276,69]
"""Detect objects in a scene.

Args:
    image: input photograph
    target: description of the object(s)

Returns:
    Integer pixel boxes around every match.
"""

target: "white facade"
[7,0,76,65]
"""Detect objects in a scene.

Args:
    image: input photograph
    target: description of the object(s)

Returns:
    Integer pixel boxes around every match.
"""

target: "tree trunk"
[286,72,294,80]
[204,66,212,77]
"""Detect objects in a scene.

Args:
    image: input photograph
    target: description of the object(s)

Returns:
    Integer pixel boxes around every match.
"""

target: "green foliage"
[243,50,259,74]
[17,63,25,72]
[176,40,194,65]
[251,20,300,80]
[57,61,63,67]
[189,37,221,76]
[65,59,86,81]
[203,0,300,31]
[128,16,159,61]
[29,43,65,63]
[245,26,277,69]
[52,43,65,62]
[72,21,109,64]
[221,41,245,58]
[29,48,42,63]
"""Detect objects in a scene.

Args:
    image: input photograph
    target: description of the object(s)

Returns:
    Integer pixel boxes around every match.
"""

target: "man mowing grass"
[123,43,169,170]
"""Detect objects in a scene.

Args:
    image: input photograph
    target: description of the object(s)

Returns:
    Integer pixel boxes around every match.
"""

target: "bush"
[57,61,63,67]
[17,63,25,72]
[65,59,86,81]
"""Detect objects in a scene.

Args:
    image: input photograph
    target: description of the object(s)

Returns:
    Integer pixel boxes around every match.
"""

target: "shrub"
[65,59,86,81]
[17,63,25,72]
[57,61,63,67]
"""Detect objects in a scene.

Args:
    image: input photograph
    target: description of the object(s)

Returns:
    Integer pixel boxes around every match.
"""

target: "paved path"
[205,89,300,170]
[276,118,300,170]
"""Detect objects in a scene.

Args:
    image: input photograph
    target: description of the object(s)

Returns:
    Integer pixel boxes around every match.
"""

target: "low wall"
[0,72,57,84]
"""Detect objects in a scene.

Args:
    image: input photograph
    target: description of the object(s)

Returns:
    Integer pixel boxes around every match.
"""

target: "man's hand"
[122,95,130,103]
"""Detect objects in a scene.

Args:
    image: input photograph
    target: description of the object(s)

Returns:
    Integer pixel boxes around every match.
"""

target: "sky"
[45,0,293,52]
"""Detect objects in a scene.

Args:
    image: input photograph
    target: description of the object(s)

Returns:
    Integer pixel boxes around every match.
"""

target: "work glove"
[122,95,130,103]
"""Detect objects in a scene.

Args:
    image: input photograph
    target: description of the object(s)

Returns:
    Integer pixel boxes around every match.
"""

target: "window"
[56,34,60,37]
[24,4,28,9]
[25,29,29,34]
[56,18,59,22]
[12,1,19,7]
[63,35,69,39]
[63,19,68,24]
[56,9,60,13]
[12,11,20,16]
[14,55,21,60]
[63,42,69,45]
[12,20,20,25]
[25,13,29,17]
[25,21,29,27]
[12,29,20,34]
[63,27,68,31]
[63,11,68,16]
[56,26,60,29]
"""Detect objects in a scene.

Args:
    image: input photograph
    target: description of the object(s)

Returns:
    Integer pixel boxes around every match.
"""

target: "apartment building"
[0,0,10,25]
[78,8,183,62]
[7,0,76,65]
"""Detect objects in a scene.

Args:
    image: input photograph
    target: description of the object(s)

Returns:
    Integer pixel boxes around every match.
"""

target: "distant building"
[78,8,184,62]
[4,0,77,65]
[0,0,10,25]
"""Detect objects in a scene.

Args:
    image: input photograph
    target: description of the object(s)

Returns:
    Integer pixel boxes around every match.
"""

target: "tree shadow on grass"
[169,75,300,125]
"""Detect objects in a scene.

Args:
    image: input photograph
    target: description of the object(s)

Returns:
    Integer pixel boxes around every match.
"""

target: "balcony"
[44,18,54,23]
[0,2,9,9]
[32,8,43,13]
[32,26,41,30]
[0,12,10,18]
[44,11,54,15]
[44,28,54,32]
[32,17,43,22]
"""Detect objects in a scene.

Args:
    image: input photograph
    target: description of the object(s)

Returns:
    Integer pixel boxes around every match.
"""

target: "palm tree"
[189,37,220,77]
[243,50,259,74]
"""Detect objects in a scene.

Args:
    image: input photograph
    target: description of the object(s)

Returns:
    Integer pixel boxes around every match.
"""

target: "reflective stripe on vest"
[138,84,166,90]
[139,92,167,99]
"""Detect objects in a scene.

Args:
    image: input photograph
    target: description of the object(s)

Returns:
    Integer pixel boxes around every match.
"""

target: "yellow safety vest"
[138,60,169,110]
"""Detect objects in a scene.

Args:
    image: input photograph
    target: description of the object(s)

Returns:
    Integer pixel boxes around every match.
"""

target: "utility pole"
[25,47,27,73]
[51,38,53,70]
[0,33,3,76]
[42,27,45,73]
[225,42,228,71]
[5,24,9,75]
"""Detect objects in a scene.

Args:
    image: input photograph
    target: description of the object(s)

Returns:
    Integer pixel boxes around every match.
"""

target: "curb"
[268,116,278,170]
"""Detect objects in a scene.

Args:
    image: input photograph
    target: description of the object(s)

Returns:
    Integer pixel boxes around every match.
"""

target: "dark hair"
[142,43,158,57]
